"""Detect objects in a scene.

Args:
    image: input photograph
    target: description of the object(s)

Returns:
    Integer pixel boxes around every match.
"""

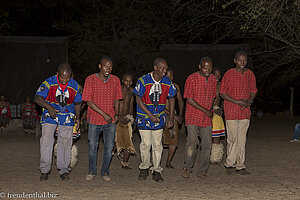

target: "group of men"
[35,50,257,183]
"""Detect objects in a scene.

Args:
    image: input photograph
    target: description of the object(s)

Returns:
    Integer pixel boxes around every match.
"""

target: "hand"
[112,114,119,124]
[119,115,129,124]
[213,109,223,116]
[103,113,112,123]
[149,114,160,123]
[174,115,183,124]
[166,120,174,129]
[48,106,58,119]
[236,99,249,109]
[205,109,213,118]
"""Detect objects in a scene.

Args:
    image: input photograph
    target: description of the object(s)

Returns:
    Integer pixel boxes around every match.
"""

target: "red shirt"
[82,74,123,125]
[220,68,257,120]
[184,72,217,127]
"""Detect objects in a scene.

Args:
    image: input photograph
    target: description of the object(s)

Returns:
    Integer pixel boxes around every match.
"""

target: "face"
[199,61,213,78]
[26,96,31,102]
[166,70,174,81]
[57,70,71,85]
[122,75,133,88]
[99,60,113,77]
[154,61,168,78]
[234,54,247,71]
[0,95,5,101]
[213,70,221,81]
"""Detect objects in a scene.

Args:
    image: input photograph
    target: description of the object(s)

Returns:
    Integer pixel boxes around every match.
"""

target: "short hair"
[234,50,247,59]
[122,73,133,80]
[212,67,222,74]
[57,63,72,74]
[167,67,174,73]
[99,56,113,66]
[0,94,5,98]
[153,58,167,67]
[200,56,213,66]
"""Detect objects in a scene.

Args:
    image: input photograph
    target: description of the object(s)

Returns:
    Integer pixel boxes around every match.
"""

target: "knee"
[140,141,151,151]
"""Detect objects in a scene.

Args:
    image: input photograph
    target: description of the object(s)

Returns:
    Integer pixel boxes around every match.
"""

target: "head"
[122,73,134,88]
[0,94,5,101]
[99,56,113,78]
[153,58,168,79]
[57,63,73,85]
[212,68,222,81]
[234,51,247,71]
[166,68,174,81]
[25,96,31,103]
[199,57,213,78]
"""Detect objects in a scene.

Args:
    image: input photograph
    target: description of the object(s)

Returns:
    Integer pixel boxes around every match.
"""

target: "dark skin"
[35,66,81,130]
[86,59,120,124]
[220,54,256,108]
[135,61,175,128]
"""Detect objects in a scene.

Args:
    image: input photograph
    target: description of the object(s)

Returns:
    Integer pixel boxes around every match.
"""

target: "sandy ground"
[0,116,300,200]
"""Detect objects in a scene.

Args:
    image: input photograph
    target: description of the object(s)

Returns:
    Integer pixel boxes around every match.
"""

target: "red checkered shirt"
[220,68,257,120]
[82,73,123,125]
[184,72,217,127]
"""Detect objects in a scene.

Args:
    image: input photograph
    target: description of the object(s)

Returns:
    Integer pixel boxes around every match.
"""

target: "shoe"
[85,174,95,181]
[181,167,191,178]
[165,163,175,169]
[40,173,49,181]
[290,139,299,143]
[138,169,149,181]
[121,165,132,170]
[196,172,208,178]
[102,173,111,181]
[225,166,236,175]
[236,168,250,175]
[152,171,164,182]
[60,173,70,181]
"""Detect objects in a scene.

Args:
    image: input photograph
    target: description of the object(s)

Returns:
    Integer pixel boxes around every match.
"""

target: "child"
[21,96,39,134]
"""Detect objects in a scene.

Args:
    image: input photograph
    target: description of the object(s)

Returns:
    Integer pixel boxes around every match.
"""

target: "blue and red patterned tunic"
[133,72,177,130]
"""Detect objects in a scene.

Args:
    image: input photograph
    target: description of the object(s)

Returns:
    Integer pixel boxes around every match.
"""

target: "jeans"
[293,124,300,140]
[88,123,116,176]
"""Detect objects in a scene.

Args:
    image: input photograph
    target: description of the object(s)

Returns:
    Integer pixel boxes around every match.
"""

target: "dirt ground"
[0,116,300,200]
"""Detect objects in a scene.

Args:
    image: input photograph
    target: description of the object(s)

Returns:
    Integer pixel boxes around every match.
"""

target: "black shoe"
[138,169,149,181]
[225,166,236,175]
[152,171,164,182]
[40,173,49,181]
[121,165,132,170]
[236,168,250,175]
[60,173,70,181]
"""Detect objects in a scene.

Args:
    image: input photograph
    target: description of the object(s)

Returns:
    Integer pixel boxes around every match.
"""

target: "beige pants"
[139,129,163,173]
[225,119,250,170]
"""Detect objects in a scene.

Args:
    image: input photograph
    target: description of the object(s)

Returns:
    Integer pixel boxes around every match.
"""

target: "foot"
[181,167,191,178]
[138,169,149,181]
[165,163,175,169]
[102,173,111,181]
[152,171,164,182]
[290,139,299,142]
[121,165,132,170]
[85,174,95,181]
[236,168,250,175]
[225,166,236,175]
[196,172,208,178]
[40,173,49,181]
[60,173,70,181]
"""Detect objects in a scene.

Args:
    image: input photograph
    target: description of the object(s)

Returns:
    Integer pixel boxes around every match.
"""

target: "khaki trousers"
[225,119,250,170]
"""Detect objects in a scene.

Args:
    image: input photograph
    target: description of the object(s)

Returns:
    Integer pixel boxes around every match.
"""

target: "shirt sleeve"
[82,76,93,102]
[35,80,50,99]
[183,75,194,99]
[114,78,123,100]
[168,82,177,98]
[74,82,83,103]
[133,77,146,98]
[249,71,258,94]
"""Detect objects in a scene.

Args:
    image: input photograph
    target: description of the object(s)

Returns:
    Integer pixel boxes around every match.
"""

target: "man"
[115,73,136,169]
[163,68,184,169]
[181,57,217,178]
[35,63,82,181]
[220,51,257,175]
[134,58,176,182]
[82,56,123,181]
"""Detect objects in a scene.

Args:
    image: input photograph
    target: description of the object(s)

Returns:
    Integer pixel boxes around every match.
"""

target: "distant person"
[115,73,136,169]
[163,68,184,169]
[134,58,176,182]
[181,57,217,179]
[21,96,39,134]
[82,56,123,181]
[220,51,257,175]
[0,94,11,134]
[35,63,82,181]
[290,124,300,142]
[210,68,226,164]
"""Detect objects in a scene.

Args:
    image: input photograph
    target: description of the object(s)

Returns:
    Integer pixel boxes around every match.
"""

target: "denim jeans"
[88,123,116,176]
[293,124,300,140]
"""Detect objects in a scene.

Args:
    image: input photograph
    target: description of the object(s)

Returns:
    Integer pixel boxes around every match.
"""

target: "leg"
[213,137,220,144]
[184,125,200,171]
[101,123,116,176]
[224,120,238,168]
[294,124,300,140]
[139,130,152,170]
[56,125,73,175]
[88,123,101,175]
[150,129,164,173]
[166,145,176,168]
[235,119,250,170]
[198,126,212,175]
[39,123,57,174]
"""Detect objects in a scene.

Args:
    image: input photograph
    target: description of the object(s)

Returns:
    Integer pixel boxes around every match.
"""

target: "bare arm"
[34,95,58,118]
[113,99,120,123]
[74,103,81,130]
[219,93,248,108]
[167,97,175,128]
[87,100,112,123]
[135,95,159,123]
[175,84,184,116]
[186,98,212,118]
[129,95,134,115]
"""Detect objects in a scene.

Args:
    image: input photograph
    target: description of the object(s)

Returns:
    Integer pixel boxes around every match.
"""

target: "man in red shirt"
[220,51,257,175]
[82,56,123,181]
[182,57,217,178]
